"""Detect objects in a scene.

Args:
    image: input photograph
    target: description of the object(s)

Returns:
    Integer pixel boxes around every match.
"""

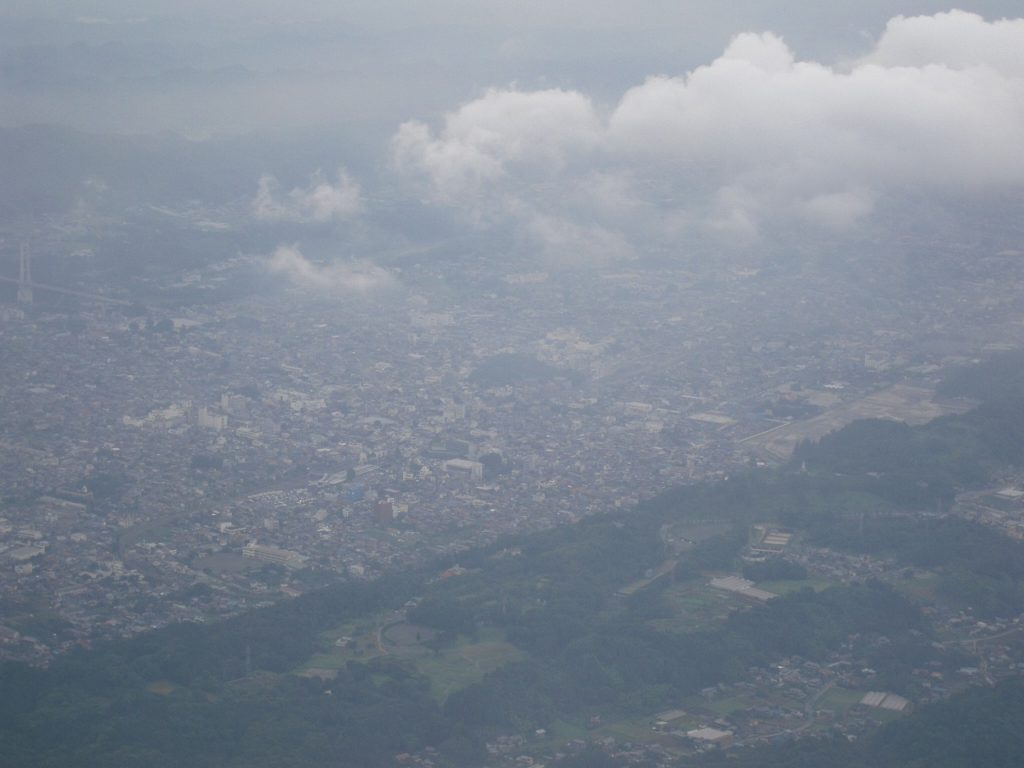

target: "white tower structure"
[16,242,33,305]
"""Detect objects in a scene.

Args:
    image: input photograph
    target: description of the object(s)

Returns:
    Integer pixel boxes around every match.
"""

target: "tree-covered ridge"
[938,349,1024,404]
[791,396,1024,508]
[443,582,923,731]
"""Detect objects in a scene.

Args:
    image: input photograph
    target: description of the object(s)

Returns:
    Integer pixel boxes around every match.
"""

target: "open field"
[299,619,524,700]
[650,580,750,632]
[703,693,753,717]
[617,558,679,597]
[817,686,869,716]
[415,627,526,700]
[545,718,591,744]
[741,384,973,462]
[301,615,389,669]
[145,680,178,696]
[601,714,674,743]
[893,572,942,604]
[758,578,836,596]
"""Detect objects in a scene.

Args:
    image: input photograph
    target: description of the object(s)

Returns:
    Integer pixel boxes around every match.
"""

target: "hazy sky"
[4,1,1022,136]
[4,2,1024,270]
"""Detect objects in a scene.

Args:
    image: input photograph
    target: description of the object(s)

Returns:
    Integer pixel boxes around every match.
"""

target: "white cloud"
[863,10,1024,75]
[265,244,395,293]
[391,11,1024,256]
[797,188,875,230]
[392,87,602,206]
[253,168,364,223]
[525,211,636,264]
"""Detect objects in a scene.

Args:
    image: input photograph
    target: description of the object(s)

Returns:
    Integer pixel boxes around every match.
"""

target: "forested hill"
[938,349,1024,404]
[4,361,1024,766]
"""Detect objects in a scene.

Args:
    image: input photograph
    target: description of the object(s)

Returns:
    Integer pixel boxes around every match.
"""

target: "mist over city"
[3,3,1024,767]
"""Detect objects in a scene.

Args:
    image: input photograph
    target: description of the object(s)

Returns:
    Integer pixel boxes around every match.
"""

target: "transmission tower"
[16,242,33,305]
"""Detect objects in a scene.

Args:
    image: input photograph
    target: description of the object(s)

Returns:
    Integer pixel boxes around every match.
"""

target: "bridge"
[4,242,132,307]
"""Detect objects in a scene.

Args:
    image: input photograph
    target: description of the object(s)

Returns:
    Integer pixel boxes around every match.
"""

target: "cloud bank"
[253,168,364,224]
[391,10,1024,260]
[265,244,395,293]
